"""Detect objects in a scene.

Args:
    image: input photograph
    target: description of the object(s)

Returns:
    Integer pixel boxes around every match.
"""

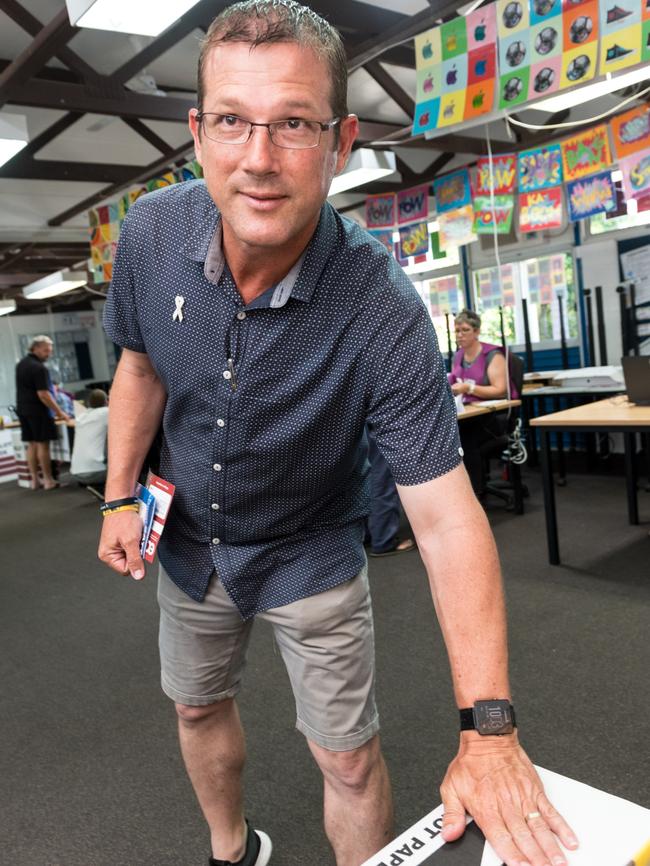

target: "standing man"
[99,3,578,866]
[15,335,71,490]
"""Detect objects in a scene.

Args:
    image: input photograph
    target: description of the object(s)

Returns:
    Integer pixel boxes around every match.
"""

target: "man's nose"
[240,124,278,172]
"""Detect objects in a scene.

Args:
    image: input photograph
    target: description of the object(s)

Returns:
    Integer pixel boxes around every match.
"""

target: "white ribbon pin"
[172,295,185,322]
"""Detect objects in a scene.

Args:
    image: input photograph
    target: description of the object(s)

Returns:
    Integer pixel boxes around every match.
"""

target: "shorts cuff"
[296,714,380,752]
[160,675,241,706]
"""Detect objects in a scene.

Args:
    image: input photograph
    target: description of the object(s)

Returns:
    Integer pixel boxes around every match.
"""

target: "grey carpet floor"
[1,470,649,866]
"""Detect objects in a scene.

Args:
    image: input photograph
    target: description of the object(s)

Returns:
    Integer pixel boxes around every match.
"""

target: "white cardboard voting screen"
[361,766,650,866]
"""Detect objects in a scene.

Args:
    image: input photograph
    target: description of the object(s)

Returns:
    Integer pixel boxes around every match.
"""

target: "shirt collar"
[182,187,339,307]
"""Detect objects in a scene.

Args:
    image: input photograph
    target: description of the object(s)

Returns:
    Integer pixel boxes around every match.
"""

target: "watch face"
[473,700,514,735]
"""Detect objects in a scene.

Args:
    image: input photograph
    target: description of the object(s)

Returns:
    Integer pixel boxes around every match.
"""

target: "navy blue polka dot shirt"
[103,181,461,619]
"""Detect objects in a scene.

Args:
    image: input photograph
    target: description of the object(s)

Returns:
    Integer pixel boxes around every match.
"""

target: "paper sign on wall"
[438,204,477,248]
[473,195,515,233]
[566,170,616,220]
[365,193,396,228]
[620,146,650,201]
[368,229,394,254]
[397,185,430,225]
[398,221,430,258]
[475,154,517,194]
[561,124,611,181]
[518,144,563,191]
[434,169,472,212]
[611,104,650,158]
[519,186,563,231]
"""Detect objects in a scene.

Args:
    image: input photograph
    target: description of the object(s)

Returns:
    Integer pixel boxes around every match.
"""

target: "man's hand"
[451,381,470,395]
[441,732,578,866]
[98,511,145,580]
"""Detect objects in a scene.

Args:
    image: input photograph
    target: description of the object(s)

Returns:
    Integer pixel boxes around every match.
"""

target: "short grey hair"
[30,335,53,350]
[454,309,481,330]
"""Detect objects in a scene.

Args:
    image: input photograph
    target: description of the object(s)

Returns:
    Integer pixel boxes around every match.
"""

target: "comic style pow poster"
[561,124,612,181]
[397,184,430,225]
[368,230,394,254]
[519,186,563,231]
[620,147,650,201]
[566,171,617,220]
[438,204,477,248]
[433,169,472,213]
[518,144,563,191]
[365,193,396,228]
[398,221,430,258]
[474,154,517,194]
[473,195,516,233]
[611,105,650,159]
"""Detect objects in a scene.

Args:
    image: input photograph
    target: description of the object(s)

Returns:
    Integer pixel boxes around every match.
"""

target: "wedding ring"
[525,811,542,821]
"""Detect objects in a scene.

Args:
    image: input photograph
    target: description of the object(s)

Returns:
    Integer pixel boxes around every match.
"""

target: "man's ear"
[335,114,360,175]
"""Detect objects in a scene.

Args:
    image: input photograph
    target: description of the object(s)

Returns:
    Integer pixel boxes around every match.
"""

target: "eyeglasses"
[196,113,340,149]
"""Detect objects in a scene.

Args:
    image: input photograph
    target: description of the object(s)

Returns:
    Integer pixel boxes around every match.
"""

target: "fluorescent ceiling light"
[66,0,201,36]
[328,148,398,197]
[0,113,28,168]
[23,270,87,301]
[533,66,650,114]
[0,299,17,316]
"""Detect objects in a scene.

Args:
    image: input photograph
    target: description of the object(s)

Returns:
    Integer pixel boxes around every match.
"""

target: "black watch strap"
[459,700,516,735]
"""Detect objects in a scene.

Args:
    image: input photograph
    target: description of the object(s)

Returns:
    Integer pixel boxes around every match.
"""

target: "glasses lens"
[202,114,250,143]
[271,120,321,149]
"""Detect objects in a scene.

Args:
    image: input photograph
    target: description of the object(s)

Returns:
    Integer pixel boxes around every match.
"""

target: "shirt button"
[223,370,232,380]
[213,463,222,471]
[212,537,220,545]
[211,503,220,511]
[236,311,246,321]
[217,418,225,427]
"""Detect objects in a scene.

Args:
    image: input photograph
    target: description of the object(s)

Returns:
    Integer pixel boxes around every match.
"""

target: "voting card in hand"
[142,472,176,564]
[136,483,156,558]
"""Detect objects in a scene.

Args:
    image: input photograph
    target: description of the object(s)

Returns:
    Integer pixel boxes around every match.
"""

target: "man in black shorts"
[15,335,71,490]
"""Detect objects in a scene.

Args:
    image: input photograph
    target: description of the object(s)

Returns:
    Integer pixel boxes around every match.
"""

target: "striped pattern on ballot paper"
[143,473,175,564]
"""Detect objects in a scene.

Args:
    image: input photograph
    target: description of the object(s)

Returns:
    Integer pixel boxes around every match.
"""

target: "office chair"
[480,352,527,514]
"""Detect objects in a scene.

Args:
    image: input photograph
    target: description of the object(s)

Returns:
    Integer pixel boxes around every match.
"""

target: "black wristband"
[100,496,138,512]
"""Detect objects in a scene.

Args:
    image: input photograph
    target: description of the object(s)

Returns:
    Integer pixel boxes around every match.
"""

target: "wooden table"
[530,397,650,564]
[457,399,521,420]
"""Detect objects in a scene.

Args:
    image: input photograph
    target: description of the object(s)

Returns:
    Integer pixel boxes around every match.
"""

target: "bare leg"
[25,442,40,488]
[35,441,56,487]
[176,699,247,861]
[309,734,394,866]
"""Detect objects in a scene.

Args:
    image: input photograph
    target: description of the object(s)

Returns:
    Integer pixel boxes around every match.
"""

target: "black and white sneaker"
[209,821,272,866]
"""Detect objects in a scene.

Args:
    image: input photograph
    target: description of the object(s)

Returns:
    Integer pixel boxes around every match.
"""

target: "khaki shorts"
[157,565,379,752]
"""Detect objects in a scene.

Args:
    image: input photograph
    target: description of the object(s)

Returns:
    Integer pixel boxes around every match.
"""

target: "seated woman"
[448,309,517,496]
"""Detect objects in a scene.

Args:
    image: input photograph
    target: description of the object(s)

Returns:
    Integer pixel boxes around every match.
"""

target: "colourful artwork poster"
[467,44,497,84]
[441,55,469,93]
[559,42,598,87]
[368,230,394,254]
[566,170,617,220]
[643,19,650,60]
[399,221,430,258]
[473,195,516,233]
[441,16,468,59]
[599,0,641,35]
[599,23,642,72]
[430,232,447,259]
[530,19,562,62]
[434,169,472,213]
[499,68,531,107]
[620,147,650,200]
[499,29,531,73]
[519,187,564,231]
[498,0,530,36]
[518,144,563,191]
[413,98,441,134]
[611,105,650,158]
[397,184,430,225]
[464,80,496,118]
[561,124,612,181]
[475,154,517,194]
[529,56,562,98]
[563,0,598,49]
[416,66,442,102]
[365,193,396,228]
[414,27,442,69]
[530,0,562,25]
[438,92,465,126]
[438,204,477,249]
[393,241,408,265]
[467,3,498,49]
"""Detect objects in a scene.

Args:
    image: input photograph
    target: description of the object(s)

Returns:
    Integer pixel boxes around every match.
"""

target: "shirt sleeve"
[32,364,50,392]
[102,210,147,353]
[365,282,463,486]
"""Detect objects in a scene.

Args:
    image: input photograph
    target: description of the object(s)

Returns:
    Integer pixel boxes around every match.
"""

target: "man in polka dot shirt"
[99,3,577,866]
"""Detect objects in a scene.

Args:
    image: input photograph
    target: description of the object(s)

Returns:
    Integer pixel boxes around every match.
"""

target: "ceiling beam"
[122,118,174,156]
[1,157,146,184]
[363,60,414,118]
[48,139,196,227]
[0,7,78,107]
[0,0,99,83]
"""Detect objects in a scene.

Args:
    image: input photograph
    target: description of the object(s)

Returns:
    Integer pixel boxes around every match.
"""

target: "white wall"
[0,301,110,413]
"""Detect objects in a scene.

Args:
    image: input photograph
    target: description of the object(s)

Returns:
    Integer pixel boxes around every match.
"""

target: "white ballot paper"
[361,766,650,866]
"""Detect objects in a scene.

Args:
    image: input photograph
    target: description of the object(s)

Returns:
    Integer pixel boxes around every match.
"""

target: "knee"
[175,699,230,727]
[312,737,381,794]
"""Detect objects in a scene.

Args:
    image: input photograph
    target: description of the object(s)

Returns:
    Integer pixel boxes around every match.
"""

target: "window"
[589,207,650,235]
[472,252,577,347]
[412,273,464,359]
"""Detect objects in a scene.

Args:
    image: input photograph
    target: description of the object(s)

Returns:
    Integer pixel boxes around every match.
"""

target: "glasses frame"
[196,112,341,149]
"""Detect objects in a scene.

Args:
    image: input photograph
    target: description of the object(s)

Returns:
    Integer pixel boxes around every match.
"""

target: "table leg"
[624,432,639,525]
[553,397,566,486]
[644,433,650,493]
[526,397,538,467]
[540,429,560,565]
